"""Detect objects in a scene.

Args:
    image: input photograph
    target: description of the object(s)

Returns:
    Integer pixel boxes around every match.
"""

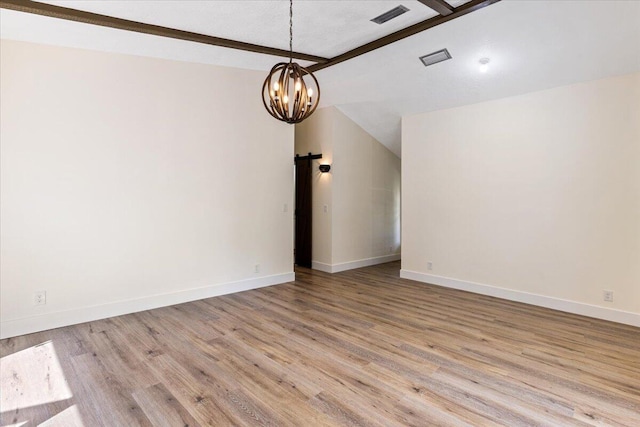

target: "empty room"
[1,0,639,426]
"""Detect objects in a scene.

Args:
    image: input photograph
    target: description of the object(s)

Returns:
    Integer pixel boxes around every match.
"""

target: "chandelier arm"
[295,86,307,120]
[276,65,288,118]
[302,88,311,118]
[264,64,283,120]
[268,97,281,120]
[261,79,273,118]
[302,66,320,117]
[283,68,291,117]
[295,79,305,120]
[264,73,281,120]
[291,67,302,118]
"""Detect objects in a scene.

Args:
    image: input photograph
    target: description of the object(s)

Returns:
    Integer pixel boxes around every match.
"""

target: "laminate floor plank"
[133,383,202,427]
[66,352,153,426]
[143,353,244,426]
[1,261,639,426]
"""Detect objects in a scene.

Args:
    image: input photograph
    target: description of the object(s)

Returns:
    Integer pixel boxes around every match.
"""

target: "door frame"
[294,153,322,268]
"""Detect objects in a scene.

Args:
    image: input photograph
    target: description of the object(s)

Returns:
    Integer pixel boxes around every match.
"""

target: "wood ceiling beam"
[308,0,501,73]
[0,0,330,64]
[417,0,454,16]
[1,0,501,73]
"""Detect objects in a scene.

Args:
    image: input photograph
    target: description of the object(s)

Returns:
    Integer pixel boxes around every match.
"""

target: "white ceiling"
[2,1,640,157]
[31,0,444,58]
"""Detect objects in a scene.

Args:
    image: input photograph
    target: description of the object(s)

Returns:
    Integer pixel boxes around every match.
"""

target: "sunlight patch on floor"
[0,340,74,425]
[39,404,84,426]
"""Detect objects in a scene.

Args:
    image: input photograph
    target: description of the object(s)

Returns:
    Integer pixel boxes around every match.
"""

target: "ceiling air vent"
[371,5,410,24]
[419,48,452,67]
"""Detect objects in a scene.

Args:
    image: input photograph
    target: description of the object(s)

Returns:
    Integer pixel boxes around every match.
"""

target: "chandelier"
[262,0,320,124]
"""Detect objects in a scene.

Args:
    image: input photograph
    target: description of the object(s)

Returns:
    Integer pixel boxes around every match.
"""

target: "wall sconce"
[319,164,331,173]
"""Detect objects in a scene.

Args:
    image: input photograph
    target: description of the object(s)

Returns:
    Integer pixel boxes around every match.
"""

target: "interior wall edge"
[0,271,295,339]
[310,261,333,273]
[312,254,401,274]
[400,269,640,327]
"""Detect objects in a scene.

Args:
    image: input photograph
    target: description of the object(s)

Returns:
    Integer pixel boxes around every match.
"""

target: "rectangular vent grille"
[371,5,409,24]
[419,48,452,67]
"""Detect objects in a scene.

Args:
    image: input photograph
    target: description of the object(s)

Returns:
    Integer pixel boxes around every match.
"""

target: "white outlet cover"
[34,291,47,305]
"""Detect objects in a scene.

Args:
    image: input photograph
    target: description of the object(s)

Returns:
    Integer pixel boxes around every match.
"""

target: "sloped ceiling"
[2,0,639,157]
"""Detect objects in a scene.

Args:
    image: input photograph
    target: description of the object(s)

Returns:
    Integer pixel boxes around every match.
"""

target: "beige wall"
[0,40,295,338]
[294,107,334,266]
[332,108,401,267]
[402,73,640,325]
[295,107,401,272]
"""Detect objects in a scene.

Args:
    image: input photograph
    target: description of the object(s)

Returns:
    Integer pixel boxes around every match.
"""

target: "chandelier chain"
[289,0,293,63]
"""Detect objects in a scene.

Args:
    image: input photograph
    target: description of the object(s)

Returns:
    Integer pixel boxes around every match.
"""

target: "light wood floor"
[1,262,639,426]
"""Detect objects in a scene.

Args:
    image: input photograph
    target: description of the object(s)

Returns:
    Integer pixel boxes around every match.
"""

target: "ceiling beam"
[308,0,501,73]
[0,0,329,64]
[417,0,454,16]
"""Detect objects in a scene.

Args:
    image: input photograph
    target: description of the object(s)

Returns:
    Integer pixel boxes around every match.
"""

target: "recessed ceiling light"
[479,57,490,73]
[371,5,410,25]
[419,49,452,67]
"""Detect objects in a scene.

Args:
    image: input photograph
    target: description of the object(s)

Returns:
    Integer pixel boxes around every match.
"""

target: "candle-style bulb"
[308,88,313,98]
[273,81,279,91]
[295,80,302,92]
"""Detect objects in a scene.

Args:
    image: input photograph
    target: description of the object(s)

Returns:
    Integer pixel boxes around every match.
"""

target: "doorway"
[294,153,320,267]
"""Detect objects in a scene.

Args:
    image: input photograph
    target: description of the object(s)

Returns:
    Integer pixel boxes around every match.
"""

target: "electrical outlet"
[254,264,260,274]
[389,245,393,253]
[283,203,288,213]
[34,291,46,306]
[427,262,433,271]
[603,290,614,302]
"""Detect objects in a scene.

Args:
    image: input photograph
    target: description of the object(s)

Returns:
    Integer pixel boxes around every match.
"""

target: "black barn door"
[294,156,312,267]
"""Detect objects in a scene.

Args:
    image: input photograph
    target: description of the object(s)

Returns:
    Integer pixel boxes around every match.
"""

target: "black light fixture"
[319,164,331,173]
[262,0,320,124]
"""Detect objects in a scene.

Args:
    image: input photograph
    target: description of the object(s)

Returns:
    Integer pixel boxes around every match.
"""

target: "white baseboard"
[312,254,401,274]
[311,261,333,273]
[0,272,295,339]
[400,269,640,328]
